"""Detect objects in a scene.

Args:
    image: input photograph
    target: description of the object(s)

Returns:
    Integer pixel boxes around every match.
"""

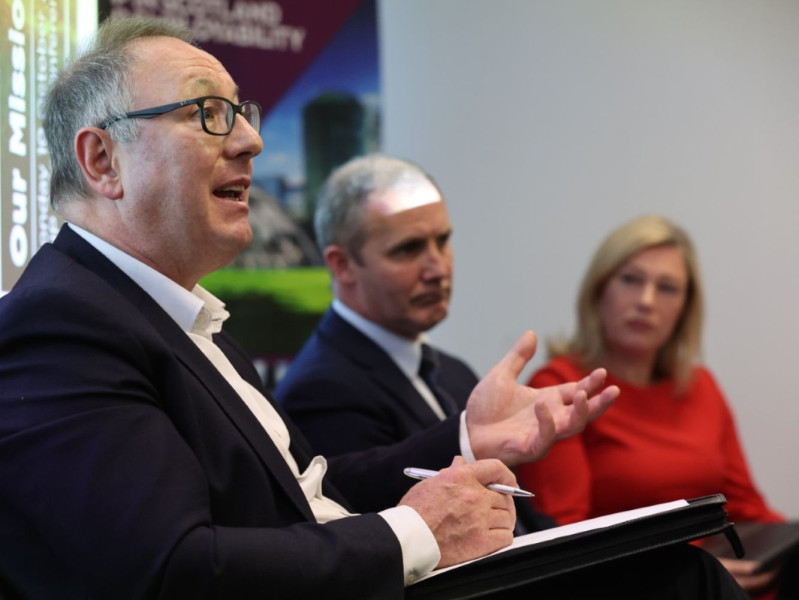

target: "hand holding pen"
[398,457,520,568]
[404,467,534,498]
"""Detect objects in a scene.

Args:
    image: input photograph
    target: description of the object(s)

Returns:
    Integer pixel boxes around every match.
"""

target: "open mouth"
[214,185,245,201]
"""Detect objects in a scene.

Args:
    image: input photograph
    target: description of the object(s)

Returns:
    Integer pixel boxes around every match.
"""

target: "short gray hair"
[43,18,195,211]
[314,154,441,261]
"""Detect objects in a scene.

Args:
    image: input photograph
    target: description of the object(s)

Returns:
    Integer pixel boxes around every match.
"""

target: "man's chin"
[414,308,449,334]
[211,230,252,270]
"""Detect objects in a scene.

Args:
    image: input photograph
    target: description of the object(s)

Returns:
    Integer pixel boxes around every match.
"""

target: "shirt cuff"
[378,505,440,585]
[458,410,477,463]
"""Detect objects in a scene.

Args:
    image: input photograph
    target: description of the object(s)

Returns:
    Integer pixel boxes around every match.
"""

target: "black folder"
[406,494,741,600]
[702,520,799,573]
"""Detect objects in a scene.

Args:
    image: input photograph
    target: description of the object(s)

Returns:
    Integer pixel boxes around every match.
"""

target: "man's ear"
[324,245,358,285]
[74,127,123,200]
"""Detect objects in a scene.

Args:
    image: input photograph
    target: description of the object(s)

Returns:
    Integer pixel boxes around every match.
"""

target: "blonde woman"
[517,215,788,598]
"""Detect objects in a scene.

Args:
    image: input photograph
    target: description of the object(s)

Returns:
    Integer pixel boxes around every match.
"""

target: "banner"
[103,0,382,383]
[103,0,365,116]
[0,0,96,293]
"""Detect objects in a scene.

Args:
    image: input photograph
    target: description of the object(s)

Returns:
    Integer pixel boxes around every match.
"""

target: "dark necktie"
[418,344,460,417]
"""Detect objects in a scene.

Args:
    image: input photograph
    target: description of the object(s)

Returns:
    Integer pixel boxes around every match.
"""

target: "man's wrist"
[378,505,440,584]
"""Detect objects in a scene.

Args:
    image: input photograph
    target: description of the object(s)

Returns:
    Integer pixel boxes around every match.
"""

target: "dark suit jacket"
[273,311,466,513]
[275,310,556,532]
[277,309,477,457]
[0,226,405,599]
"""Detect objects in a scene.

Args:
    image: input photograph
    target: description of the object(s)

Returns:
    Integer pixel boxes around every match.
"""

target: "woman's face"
[598,245,689,362]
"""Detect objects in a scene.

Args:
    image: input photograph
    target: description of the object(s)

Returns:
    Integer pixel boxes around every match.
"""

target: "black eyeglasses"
[98,95,262,136]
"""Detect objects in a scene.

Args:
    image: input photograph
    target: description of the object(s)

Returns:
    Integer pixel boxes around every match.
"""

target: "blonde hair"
[551,215,704,391]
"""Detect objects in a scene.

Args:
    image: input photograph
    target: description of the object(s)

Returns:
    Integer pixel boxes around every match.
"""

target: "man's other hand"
[465,330,619,465]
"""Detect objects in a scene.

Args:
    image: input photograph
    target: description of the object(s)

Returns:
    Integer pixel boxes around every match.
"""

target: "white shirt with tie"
[332,299,476,462]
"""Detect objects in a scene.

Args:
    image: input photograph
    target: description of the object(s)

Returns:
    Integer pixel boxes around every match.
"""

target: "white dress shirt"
[67,223,440,584]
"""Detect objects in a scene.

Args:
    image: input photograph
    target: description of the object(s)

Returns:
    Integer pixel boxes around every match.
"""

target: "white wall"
[379,0,799,517]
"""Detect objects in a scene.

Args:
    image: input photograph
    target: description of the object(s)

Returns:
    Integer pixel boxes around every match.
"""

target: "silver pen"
[403,467,534,498]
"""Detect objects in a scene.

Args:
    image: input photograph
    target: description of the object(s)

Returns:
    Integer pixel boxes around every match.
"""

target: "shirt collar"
[67,222,220,334]
[332,298,427,380]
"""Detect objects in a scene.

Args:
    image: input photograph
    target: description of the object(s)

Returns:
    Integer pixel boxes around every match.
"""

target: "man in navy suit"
[275,157,541,521]
[277,155,474,458]
[0,18,747,600]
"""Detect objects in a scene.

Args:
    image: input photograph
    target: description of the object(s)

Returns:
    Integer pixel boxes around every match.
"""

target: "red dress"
[517,356,783,526]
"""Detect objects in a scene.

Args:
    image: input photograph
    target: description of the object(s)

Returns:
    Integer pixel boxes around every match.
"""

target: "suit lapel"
[317,310,442,429]
[170,344,316,522]
[53,226,316,522]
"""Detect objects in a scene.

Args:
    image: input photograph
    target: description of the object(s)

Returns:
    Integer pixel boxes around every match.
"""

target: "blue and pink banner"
[102,0,382,380]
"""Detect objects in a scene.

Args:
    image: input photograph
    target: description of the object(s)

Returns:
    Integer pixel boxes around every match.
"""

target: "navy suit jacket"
[276,311,467,513]
[277,309,476,457]
[276,310,556,531]
[0,226,405,599]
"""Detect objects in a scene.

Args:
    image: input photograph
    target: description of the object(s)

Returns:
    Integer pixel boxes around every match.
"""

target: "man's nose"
[422,244,451,279]
[226,112,264,158]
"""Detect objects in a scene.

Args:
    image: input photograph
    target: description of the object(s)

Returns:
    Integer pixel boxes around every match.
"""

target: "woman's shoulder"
[684,365,730,406]
[688,364,723,390]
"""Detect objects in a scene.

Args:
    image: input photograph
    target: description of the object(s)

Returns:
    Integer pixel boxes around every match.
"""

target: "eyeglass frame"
[97,95,262,136]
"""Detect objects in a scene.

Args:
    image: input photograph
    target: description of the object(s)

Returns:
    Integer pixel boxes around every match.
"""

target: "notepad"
[420,499,689,581]
[407,495,737,600]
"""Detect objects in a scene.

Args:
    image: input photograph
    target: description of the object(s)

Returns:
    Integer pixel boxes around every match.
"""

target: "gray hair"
[43,18,195,211]
[314,154,441,261]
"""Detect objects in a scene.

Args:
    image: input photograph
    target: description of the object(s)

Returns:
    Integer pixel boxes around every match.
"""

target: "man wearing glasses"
[0,17,747,600]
